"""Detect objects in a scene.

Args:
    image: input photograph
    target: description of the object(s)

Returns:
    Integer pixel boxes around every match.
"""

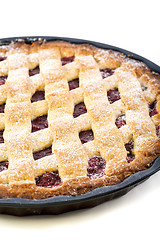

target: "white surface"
[0,0,160,239]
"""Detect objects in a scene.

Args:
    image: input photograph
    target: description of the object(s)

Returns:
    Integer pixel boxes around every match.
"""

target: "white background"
[0,0,160,239]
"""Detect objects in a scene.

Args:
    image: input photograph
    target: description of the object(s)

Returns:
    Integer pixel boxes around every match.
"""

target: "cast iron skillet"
[0,36,160,216]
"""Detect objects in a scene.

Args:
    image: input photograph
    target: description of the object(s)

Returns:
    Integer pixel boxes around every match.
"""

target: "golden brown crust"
[0,39,159,199]
[0,150,159,200]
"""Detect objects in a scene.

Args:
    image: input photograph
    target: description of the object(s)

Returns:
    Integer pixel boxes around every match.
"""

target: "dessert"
[0,39,159,199]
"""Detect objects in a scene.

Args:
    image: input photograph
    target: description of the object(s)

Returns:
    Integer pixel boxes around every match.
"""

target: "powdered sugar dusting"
[0,40,159,195]
[3,48,35,184]
[78,55,127,170]
[116,65,158,155]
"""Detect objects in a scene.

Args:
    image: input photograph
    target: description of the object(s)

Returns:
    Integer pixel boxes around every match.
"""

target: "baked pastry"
[0,39,159,199]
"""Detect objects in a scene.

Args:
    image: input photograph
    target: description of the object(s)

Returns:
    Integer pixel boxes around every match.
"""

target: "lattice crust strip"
[76,55,128,176]
[116,65,159,169]
[0,40,160,199]
[3,44,35,189]
[39,43,88,181]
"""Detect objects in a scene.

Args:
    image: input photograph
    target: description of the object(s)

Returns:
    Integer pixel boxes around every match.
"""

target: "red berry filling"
[33,146,52,160]
[36,171,62,188]
[100,68,115,79]
[0,161,8,172]
[87,156,106,179]
[0,130,4,143]
[125,140,134,154]
[68,78,79,90]
[29,66,40,76]
[149,101,158,117]
[36,156,107,187]
[79,130,94,144]
[0,56,7,62]
[115,114,126,128]
[156,125,159,136]
[107,89,121,104]
[0,76,7,85]
[126,155,135,163]
[73,102,87,118]
[32,115,48,132]
[0,104,5,113]
[125,140,135,163]
[31,91,45,103]
[61,56,75,66]
[126,154,135,163]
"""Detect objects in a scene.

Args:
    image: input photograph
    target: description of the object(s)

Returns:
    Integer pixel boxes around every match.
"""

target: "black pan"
[0,36,160,216]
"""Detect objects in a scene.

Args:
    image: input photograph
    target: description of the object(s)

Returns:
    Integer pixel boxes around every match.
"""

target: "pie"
[0,39,159,200]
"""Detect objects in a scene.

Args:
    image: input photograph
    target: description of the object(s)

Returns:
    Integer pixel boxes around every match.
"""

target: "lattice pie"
[0,40,159,199]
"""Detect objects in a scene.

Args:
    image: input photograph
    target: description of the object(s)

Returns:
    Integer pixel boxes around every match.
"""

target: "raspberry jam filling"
[29,66,40,76]
[36,171,62,188]
[68,79,79,90]
[125,140,135,163]
[126,154,135,163]
[149,101,158,117]
[0,56,7,62]
[0,161,8,172]
[0,130,4,143]
[73,102,87,118]
[36,155,107,188]
[100,68,115,79]
[107,89,121,104]
[79,130,94,144]
[0,76,7,85]
[156,125,159,136]
[32,115,48,132]
[61,56,75,66]
[33,146,52,160]
[0,104,5,113]
[87,156,106,179]
[115,114,126,128]
[31,91,45,103]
